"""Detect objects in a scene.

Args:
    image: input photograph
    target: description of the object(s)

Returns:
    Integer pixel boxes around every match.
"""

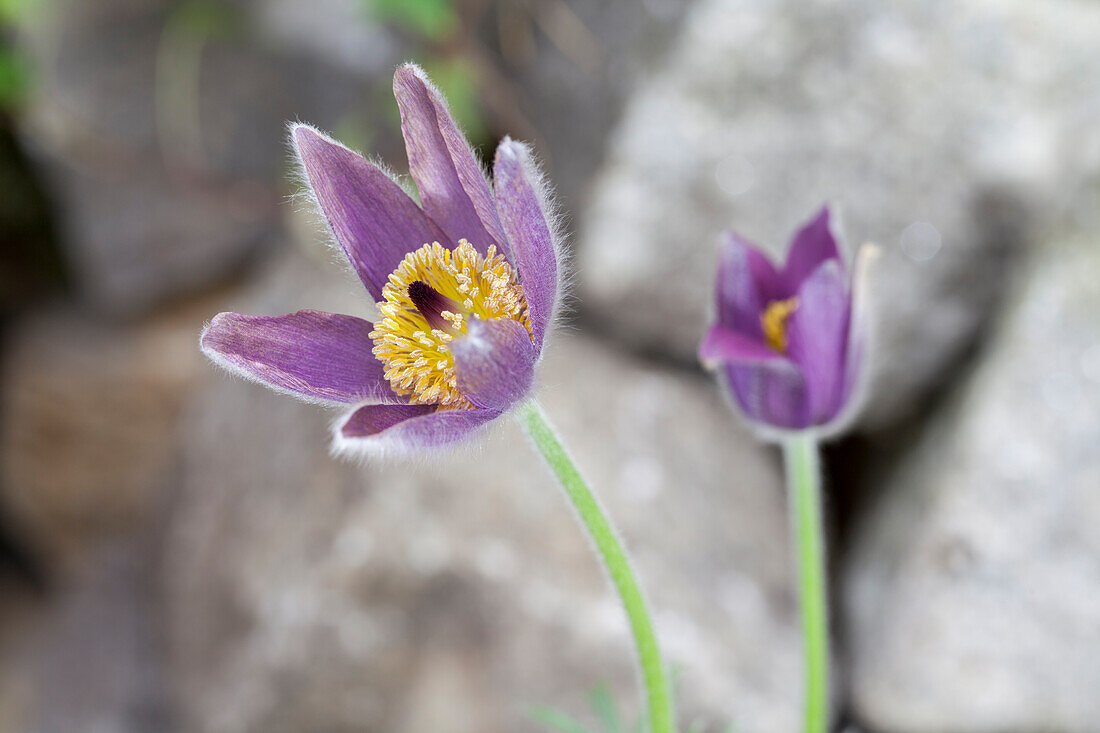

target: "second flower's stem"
[514,399,674,733]
[782,432,829,733]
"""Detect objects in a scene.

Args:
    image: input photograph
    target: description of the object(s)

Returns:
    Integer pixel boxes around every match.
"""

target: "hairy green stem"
[514,399,674,733]
[782,432,829,733]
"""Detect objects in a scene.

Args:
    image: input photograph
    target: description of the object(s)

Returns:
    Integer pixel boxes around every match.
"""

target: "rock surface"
[0,303,205,567]
[490,0,691,217]
[575,0,1100,427]
[0,540,168,733]
[844,231,1100,732]
[166,249,803,733]
[14,0,396,316]
[0,298,216,732]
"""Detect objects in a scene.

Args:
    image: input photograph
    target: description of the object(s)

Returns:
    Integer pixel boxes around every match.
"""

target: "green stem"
[782,432,829,733]
[514,399,674,733]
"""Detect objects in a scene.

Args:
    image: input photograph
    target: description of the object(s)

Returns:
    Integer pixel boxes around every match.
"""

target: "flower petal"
[336,403,500,455]
[393,64,506,256]
[723,361,809,430]
[698,324,779,367]
[716,231,782,337]
[835,244,875,425]
[781,206,841,291]
[785,259,851,424]
[293,124,446,301]
[201,310,399,405]
[701,325,809,430]
[450,317,536,412]
[493,138,558,350]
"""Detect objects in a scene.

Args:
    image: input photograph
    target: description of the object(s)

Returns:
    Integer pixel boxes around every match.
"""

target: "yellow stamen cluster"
[761,297,799,353]
[369,239,531,409]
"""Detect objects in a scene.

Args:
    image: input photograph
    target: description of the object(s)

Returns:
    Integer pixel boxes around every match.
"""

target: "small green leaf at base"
[528,705,595,733]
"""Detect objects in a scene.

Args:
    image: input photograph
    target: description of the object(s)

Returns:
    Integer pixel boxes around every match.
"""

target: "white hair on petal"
[328,405,507,465]
[492,135,575,359]
[815,239,879,441]
[285,121,419,300]
[199,313,410,411]
[199,316,350,409]
[397,62,500,201]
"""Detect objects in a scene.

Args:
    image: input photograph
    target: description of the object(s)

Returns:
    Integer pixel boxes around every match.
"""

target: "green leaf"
[528,705,594,733]
[332,113,375,158]
[588,683,623,733]
[0,47,29,109]
[420,56,486,145]
[0,0,33,25]
[378,55,487,148]
[169,0,240,40]
[366,0,457,39]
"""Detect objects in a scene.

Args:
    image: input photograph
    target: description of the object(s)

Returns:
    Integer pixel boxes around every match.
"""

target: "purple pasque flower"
[201,64,561,456]
[699,206,861,433]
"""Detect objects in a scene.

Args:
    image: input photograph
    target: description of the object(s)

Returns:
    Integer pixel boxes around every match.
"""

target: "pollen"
[369,239,531,409]
[761,297,799,353]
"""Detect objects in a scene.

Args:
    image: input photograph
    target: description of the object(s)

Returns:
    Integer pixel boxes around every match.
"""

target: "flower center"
[369,239,531,409]
[761,297,799,353]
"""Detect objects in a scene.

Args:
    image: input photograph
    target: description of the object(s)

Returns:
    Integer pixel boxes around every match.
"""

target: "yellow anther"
[369,239,532,409]
[761,297,799,353]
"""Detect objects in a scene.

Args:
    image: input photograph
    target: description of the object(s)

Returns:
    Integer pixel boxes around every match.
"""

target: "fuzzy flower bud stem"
[514,399,675,733]
[783,432,829,733]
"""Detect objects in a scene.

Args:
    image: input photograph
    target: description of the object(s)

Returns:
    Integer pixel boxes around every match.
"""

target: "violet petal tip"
[200,310,399,406]
[451,318,536,412]
[332,403,501,460]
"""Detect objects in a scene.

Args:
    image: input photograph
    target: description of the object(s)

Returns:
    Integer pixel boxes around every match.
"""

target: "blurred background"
[0,0,1098,731]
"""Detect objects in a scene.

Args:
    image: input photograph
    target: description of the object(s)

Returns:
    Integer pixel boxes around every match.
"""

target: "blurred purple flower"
[699,206,862,432]
[201,64,561,457]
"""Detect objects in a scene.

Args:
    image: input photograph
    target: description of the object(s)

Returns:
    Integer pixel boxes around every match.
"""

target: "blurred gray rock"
[14,0,396,316]
[249,0,396,77]
[0,540,168,733]
[0,300,206,731]
[490,0,692,216]
[167,249,804,733]
[0,303,205,567]
[576,0,1100,427]
[844,232,1100,732]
